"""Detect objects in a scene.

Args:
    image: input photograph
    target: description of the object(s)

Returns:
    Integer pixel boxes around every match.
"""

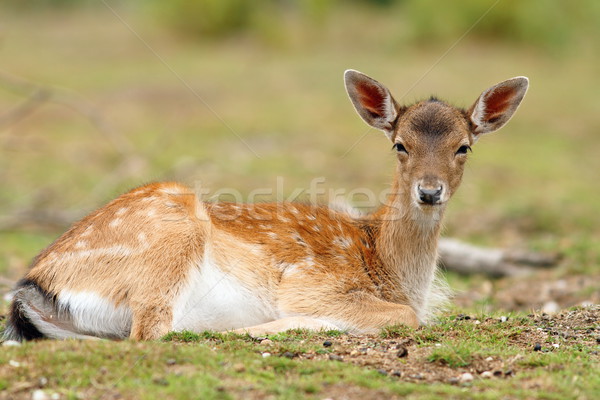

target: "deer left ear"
[469,76,529,140]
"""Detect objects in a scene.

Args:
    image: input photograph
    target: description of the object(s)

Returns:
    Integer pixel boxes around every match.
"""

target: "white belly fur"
[171,255,279,332]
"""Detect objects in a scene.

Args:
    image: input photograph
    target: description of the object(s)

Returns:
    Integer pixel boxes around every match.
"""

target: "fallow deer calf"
[4,70,528,341]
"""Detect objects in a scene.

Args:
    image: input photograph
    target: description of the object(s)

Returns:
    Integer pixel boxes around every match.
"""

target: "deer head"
[344,70,528,215]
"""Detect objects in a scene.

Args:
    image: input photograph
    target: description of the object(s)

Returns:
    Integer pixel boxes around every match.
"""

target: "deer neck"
[374,179,444,321]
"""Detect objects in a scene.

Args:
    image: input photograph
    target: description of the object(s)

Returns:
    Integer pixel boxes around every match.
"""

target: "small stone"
[328,354,343,362]
[2,340,21,347]
[260,339,273,345]
[282,351,295,359]
[474,320,481,325]
[377,369,388,375]
[552,343,560,349]
[233,363,246,373]
[480,371,493,379]
[323,340,333,347]
[434,343,442,347]
[38,377,49,387]
[485,356,493,362]
[50,394,60,400]
[391,370,402,377]
[500,316,508,323]
[459,372,474,383]
[261,352,271,358]
[350,350,360,356]
[448,377,459,384]
[533,343,542,352]
[396,346,408,358]
[32,390,49,400]
[542,301,560,314]
[152,376,169,386]
[166,358,176,366]
[504,369,513,376]
[9,360,20,367]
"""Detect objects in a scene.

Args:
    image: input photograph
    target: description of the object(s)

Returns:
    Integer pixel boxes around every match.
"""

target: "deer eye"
[456,145,471,155]
[393,143,408,154]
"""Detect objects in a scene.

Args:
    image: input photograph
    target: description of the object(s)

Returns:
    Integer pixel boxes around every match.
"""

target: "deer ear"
[344,69,399,140]
[469,76,529,140]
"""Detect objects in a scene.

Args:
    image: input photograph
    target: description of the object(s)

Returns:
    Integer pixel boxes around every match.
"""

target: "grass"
[1,310,598,399]
[0,3,599,399]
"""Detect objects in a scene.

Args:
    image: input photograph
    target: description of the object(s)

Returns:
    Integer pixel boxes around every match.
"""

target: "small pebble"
[459,372,474,383]
[233,363,246,373]
[542,301,560,315]
[282,352,295,359]
[50,394,60,400]
[434,343,442,348]
[9,360,20,367]
[396,346,408,358]
[165,358,176,366]
[2,340,21,347]
[504,369,513,376]
[391,371,402,377]
[329,354,343,362]
[152,377,169,386]
[377,369,388,376]
[500,316,508,323]
[533,343,542,352]
[474,320,481,325]
[260,339,273,345]
[448,377,459,384]
[485,356,493,362]
[350,350,360,356]
[32,390,49,400]
[323,340,333,347]
[38,377,49,387]
[480,371,493,379]
[261,352,271,358]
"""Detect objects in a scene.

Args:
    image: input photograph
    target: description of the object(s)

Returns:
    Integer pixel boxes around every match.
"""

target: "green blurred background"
[0,0,599,283]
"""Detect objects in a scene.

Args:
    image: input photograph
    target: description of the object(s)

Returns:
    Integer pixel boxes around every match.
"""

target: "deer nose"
[418,185,443,205]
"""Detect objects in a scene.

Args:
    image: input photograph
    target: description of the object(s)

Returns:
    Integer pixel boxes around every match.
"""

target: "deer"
[3,70,528,341]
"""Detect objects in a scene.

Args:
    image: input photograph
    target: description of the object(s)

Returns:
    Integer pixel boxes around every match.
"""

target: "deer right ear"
[344,70,399,140]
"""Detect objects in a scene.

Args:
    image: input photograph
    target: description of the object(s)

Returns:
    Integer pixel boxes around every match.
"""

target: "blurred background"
[0,0,598,309]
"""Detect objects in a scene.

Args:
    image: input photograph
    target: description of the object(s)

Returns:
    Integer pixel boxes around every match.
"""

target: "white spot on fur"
[171,250,279,331]
[80,226,94,237]
[115,207,128,216]
[289,207,299,215]
[74,241,88,249]
[266,232,278,239]
[109,218,122,228]
[312,225,321,232]
[279,216,291,223]
[306,215,316,221]
[259,224,272,230]
[146,208,157,218]
[334,236,353,249]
